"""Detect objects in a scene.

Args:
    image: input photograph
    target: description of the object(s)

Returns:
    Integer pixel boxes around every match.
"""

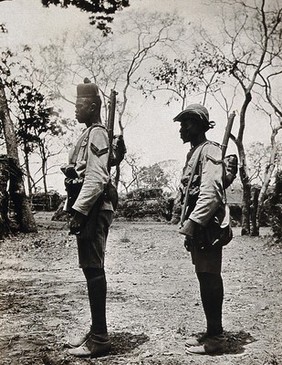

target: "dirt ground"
[0,212,281,365]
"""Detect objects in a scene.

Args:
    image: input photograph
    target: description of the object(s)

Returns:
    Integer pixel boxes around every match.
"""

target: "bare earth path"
[0,213,281,365]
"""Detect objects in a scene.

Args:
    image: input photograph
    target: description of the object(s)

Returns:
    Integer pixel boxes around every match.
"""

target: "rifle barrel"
[107,89,117,146]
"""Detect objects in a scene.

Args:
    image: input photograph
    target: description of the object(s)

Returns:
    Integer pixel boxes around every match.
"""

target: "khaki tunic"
[182,141,224,226]
[69,125,113,215]
[182,141,225,274]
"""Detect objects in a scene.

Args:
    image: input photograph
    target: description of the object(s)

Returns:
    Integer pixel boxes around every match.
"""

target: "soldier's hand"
[69,211,87,235]
[184,236,193,252]
[170,216,180,225]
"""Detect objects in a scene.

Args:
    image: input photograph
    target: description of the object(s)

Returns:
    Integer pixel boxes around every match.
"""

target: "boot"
[185,333,209,347]
[68,334,111,358]
[186,334,226,355]
[66,327,92,348]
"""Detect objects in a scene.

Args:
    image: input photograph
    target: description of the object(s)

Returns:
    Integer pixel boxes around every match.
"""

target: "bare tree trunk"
[23,146,33,195]
[241,178,251,236]
[234,88,252,235]
[255,126,281,234]
[41,152,48,194]
[250,186,260,236]
[0,81,37,233]
[0,157,10,238]
[237,139,251,235]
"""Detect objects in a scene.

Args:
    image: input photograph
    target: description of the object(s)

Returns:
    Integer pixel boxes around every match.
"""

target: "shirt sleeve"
[72,127,110,215]
[189,143,224,226]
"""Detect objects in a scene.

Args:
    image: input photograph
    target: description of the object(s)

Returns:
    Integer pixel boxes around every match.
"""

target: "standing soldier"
[61,79,116,358]
[174,104,231,355]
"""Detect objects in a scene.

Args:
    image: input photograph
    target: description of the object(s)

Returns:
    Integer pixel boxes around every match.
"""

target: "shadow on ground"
[187,330,256,356]
[109,331,150,355]
[39,332,149,365]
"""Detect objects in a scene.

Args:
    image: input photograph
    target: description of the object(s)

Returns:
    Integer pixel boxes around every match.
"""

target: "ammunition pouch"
[196,206,233,249]
[109,135,127,167]
[64,178,118,213]
[61,164,78,180]
[196,221,233,249]
[61,162,119,212]
[64,177,84,214]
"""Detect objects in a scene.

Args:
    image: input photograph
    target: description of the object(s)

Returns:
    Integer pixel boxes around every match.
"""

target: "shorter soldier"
[61,80,115,358]
[174,104,230,355]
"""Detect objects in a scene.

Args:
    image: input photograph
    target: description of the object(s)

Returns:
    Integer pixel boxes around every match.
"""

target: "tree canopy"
[41,0,130,35]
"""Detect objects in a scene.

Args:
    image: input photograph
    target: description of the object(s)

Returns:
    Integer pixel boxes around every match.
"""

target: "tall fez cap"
[77,78,99,99]
[173,104,209,123]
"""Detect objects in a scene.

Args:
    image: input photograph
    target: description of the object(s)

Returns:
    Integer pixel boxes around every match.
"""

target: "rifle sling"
[180,141,210,223]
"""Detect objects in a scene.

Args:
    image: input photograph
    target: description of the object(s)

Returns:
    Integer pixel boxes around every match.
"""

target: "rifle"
[179,111,236,233]
[105,89,119,210]
[221,111,235,160]
[107,89,118,173]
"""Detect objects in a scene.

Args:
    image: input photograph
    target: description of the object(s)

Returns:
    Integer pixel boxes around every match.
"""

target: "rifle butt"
[221,111,236,158]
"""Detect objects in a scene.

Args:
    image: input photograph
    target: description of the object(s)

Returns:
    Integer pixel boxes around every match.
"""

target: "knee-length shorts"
[190,243,223,274]
[76,207,113,268]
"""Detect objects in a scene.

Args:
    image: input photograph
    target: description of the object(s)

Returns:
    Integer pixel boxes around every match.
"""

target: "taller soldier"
[174,104,231,355]
[62,79,115,358]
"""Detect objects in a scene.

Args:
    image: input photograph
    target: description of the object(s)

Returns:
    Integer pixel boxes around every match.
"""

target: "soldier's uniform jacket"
[68,125,113,215]
[182,141,225,227]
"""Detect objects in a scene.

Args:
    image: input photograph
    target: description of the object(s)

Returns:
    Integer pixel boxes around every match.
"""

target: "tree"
[267,170,282,243]
[139,163,169,190]
[158,159,182,192]
[253,52,282,235]
[247,142,282,186]
[0,80,37,233]
[41,0,130,36]
[73,11,183,126]
[247,140,282,235]
[0,9,37,233]
[139,47,229,109]
[15,87,65,195]
[1,48,66,195]
[41,11,184,187]
[145,0,282,235]
[118,152,142,194]
[213,0,282,235]
[209,0,282,235]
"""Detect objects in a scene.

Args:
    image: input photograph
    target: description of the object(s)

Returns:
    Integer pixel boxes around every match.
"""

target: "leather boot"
[68,334,111,358]
[185,333,209,347]
[186,334,226,355]
[66,328,92,348]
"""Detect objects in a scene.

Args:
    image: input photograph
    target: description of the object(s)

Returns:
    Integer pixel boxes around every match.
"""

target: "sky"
[1,0,281,193]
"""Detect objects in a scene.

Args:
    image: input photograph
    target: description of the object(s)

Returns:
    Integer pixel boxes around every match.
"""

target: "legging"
[197,272,224,336]
[83,267,107,335]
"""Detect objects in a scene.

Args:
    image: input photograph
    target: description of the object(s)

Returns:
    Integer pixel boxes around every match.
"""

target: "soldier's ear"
[89,102,97,113]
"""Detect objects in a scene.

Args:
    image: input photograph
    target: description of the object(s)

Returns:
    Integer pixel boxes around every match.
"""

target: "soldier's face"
[179,120,201,143]
[75,98,93,124]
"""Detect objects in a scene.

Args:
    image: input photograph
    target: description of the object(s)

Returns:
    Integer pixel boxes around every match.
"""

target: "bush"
[267,171,282,243]
[31,191,62,211]
[116,188,168,220]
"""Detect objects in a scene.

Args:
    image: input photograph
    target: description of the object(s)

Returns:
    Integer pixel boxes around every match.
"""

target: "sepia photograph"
[0,0,281,364]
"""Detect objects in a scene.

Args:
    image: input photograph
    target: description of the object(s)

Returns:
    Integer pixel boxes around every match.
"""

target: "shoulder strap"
[70,124,108,165]
[70,126,93,165]
[185,141,209,191]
